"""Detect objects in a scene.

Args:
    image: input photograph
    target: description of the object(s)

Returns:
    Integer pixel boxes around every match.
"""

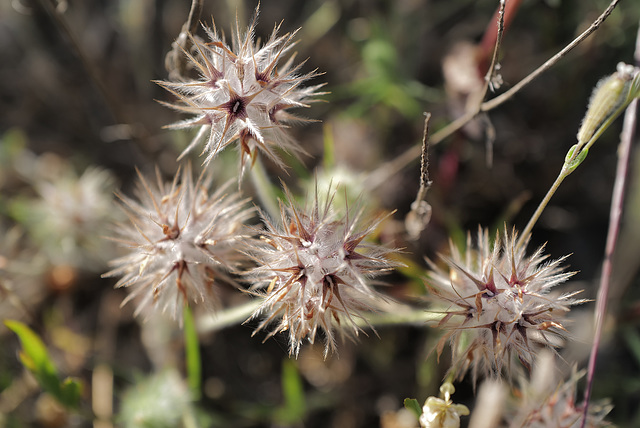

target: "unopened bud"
[577,62,635,144]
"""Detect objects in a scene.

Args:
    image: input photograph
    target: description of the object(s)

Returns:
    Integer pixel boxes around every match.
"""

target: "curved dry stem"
[367,0,621,190]
[165,0,204,80]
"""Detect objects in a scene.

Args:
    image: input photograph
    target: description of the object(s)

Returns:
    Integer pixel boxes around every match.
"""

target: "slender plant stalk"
[198,299,262,333]
[580,22,640,428]
[516,70,640,250]
[250,157,281,221]
[183,306,202,401]
[165,0,204,79]
[516,169,570,250]
[367,0,621,190]
[479,0,507,99]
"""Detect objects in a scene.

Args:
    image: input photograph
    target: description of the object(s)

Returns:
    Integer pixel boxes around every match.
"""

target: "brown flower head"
[103,164,253,320]
[157,7,324,175]
[245,187,399,357]
[426,227,584,383]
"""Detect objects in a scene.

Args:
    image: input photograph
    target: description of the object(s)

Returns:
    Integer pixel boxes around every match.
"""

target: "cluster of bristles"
[104,8,584,386]
[426,227,584,382]
[157,8,324,176]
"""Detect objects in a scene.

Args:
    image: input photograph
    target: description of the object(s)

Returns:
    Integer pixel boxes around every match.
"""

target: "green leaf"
[275,359,306,424]
[5,320,82,409]
[183,306,201,401]
[404,398,422,419]
[59,377,83,409]
[5,320,58,383]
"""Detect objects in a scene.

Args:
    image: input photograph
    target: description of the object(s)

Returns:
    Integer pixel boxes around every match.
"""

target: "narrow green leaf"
[5,320,83,409]
[59,377,83,409]
[404,398,422,419]
[5,320,58,380]
[183,306,201,401]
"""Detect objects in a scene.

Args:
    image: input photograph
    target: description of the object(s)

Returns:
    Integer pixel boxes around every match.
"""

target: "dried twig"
[367,0,621,190]
[165,0,204,80]
[405,113,433,240]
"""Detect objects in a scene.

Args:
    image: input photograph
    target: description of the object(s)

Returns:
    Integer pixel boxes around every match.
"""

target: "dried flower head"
[506,351,612,428]
[103,164,253,320]
[245,187,399,357]
[26,164,120,269]
[157,7,324,174]
[426,227,584,383]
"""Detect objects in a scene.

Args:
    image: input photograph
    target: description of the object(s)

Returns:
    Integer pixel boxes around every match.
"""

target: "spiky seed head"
[245,186,399,357]
[27,165,120,269]
[426,227,584,383]
[157,6,324,176]
[506,351,612,428]
[103,164,253,321]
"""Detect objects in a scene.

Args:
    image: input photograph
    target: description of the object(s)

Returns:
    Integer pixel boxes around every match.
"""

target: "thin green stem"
[355,301,444,327]
[250,157,280,220]
[516,167,571,250]
[197,299,262,333]
[183,306,201,401]
[518,70,639,250]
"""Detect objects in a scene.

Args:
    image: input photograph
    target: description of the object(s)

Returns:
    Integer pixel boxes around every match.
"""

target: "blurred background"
[2,0,640,426]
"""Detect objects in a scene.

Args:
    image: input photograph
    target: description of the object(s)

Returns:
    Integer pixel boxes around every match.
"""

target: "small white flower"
[420,383,469,428]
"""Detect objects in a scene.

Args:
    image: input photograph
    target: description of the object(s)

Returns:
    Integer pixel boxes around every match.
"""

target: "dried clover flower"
[157,7,324,174]
[245,187,399,357]
[426,227,584,382]
[103,165,253,320]
[506,351,612,428]
[27,165,120,269]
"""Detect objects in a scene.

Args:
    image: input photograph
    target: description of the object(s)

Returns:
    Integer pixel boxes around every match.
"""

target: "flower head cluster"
[246,188,398,357]
[505,352,611,428]
[426,227,583,382]
[103,164,253,320]
[158,7,324,174]
[28,165,120,268]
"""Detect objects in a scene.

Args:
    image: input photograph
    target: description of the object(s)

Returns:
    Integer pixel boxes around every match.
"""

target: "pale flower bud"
[576,62,636,144]
[419,383,469,428]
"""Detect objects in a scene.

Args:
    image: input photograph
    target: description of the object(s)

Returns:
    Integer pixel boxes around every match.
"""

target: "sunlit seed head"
[426,226,584,383]
[103,164,254,321]
[244,185,400,357]
[157,6,325,176]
